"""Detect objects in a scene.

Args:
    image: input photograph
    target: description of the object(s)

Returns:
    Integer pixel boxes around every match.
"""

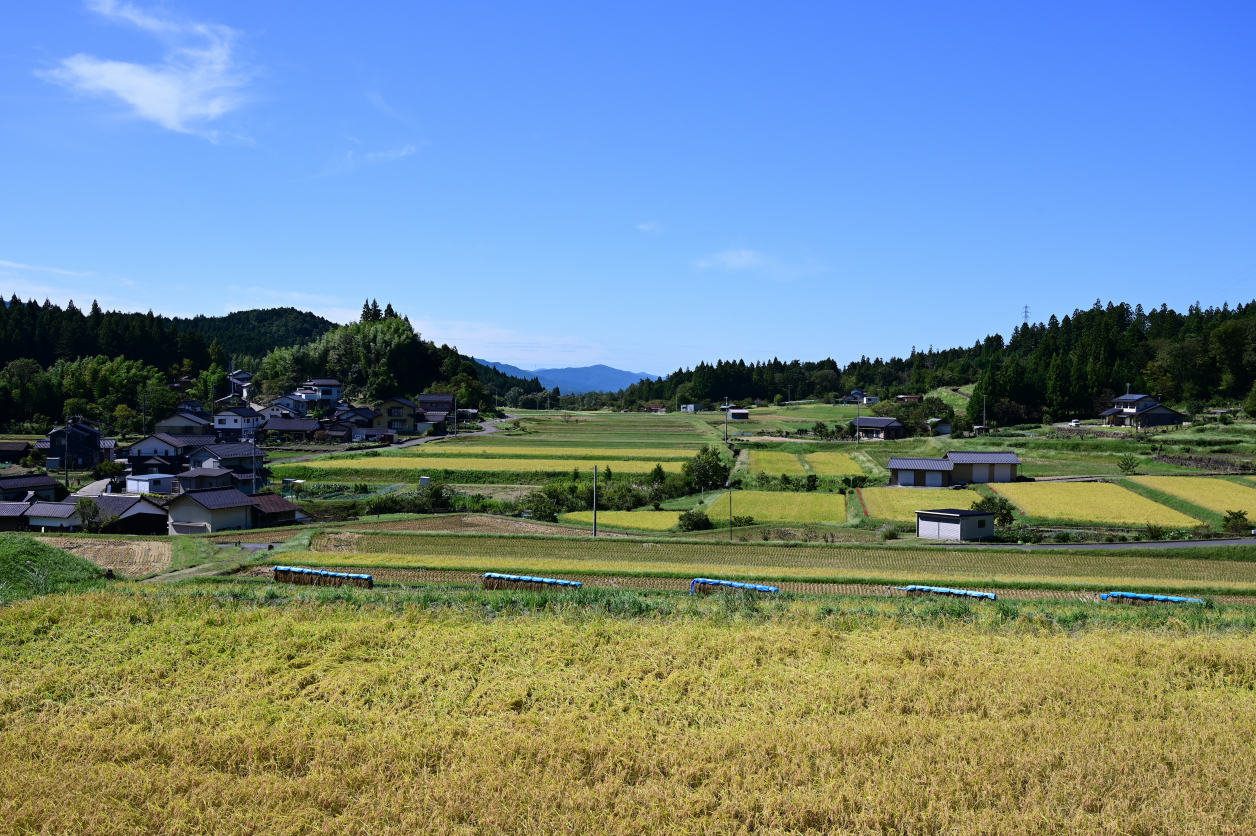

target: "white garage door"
[918,519,939,538]
[925,471,944,487]
[971,464,989,483]
[993,464,1011,482]
[937,522,961,540]
[899,470,915,486]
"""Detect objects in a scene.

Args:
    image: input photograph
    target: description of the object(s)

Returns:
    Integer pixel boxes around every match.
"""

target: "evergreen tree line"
[572,299,1256,420]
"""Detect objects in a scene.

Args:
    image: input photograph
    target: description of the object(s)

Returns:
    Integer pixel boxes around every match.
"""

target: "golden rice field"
[402,445,700,460]
[994,482,1199,526]
[1133,476,1256,517]
[308,457,685,474]
[561,511,682,530]
[860,487,984,521]
[804,451,863,475]
[4,591,1256,834]
[747,450,807,475]
[302,531,1256,591]
[709,490,848,523]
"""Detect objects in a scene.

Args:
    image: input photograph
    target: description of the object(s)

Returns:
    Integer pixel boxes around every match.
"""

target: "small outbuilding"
[728,409,750,420]
[127,474,175,495]
[915,509,995,541]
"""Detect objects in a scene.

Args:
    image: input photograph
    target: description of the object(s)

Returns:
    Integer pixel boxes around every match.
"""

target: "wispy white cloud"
[637,221,661,233]
[365,145,418,163]
[693,247,825,281]
[0,259,94,277]
[39,0,249,139]
[695,248,765,271]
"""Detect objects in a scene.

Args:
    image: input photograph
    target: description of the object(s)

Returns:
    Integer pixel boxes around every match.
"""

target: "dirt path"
[142,547,248,583]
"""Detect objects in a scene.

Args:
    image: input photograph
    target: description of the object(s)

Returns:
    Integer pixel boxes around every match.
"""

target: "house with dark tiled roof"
[167,487,259,533]
[887,451,1021,486]
[0,440,31,464]
[1099,394,1184,428]
[124,434,219,472]
[849,416,906,440]
[250,492,306,527]
[0,473,61,502]
[69,493,168,535]
[186,442,269,492]
[0,501,30,531]
[259,417,322,441]
[210,405,264,441]
[26,501,80,531]
[155,410,213,436]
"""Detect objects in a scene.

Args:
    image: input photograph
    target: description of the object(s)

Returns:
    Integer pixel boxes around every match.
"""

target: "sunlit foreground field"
[3,588,1256,834]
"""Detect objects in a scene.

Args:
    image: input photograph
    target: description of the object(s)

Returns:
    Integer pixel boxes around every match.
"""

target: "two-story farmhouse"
[1099,394,1185,428]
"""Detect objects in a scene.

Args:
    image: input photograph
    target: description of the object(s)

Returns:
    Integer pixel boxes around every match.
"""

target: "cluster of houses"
[0,376,466,536]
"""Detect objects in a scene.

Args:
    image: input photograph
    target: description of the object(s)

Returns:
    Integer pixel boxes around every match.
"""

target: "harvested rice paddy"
[860,487,984,521]
[291,531,1256,592]
[707,490,848,523]
[994,482,1199,526]
[561,511,682,530]
[402,445,699,460]
[7,590,1256,833]
[748,450,807,475]
[804,451,863,475]
[1132,476,1256,518]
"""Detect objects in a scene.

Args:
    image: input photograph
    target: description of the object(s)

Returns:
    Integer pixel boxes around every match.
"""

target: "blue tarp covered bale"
[273,566,374,589]
[690,578,779,596]
[894,585,996,601]
[1101,591,1205,605]
[482,572,582,591]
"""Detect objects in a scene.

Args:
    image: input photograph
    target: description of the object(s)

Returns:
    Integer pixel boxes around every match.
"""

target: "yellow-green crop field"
[561,511,681,530]
[1133,476,1256,517]
[860,487,984,521]
[804,451,863,475]
[404,445,699,460]
[6,591,1256,833]
[709,490,848,523]
[994,482,1199,526]
[305,457,685,474]
[748,450,807,475]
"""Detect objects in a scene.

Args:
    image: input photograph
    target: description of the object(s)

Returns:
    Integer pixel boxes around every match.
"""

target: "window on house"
[388,408,402,417]
[978,519,986,528]
[218,418,226,425]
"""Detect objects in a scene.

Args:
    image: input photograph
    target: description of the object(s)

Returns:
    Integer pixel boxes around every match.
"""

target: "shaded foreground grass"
[3,586,1256,834]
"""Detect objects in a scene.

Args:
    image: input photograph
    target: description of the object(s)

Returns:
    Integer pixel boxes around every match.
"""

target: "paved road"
[957,537,1256,551]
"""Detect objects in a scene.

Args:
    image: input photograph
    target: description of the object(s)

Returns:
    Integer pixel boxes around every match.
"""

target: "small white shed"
[126,474,174,495]
[915,509,995,541]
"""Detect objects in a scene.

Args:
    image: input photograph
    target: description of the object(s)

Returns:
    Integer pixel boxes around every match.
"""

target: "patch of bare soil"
[37,537,172,578]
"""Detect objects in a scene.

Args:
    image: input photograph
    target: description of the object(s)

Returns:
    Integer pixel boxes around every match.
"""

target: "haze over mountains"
[477,361,660,395]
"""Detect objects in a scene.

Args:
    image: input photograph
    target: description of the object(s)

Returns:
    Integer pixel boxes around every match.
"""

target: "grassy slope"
[0,535,102,601]
[4,588,1256,834]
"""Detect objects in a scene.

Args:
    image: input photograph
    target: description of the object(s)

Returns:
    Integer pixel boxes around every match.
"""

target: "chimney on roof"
[1126,383,1130,394]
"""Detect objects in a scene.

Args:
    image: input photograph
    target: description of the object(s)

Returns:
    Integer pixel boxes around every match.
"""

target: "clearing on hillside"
[994,482,1198,526]
[860,487,984,521]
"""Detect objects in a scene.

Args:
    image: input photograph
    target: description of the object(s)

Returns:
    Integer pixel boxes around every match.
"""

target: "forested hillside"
[612,300,1256,422]
[0,297,540,432]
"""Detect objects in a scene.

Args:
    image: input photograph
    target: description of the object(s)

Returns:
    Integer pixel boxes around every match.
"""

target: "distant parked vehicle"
[1069,420,1081,427]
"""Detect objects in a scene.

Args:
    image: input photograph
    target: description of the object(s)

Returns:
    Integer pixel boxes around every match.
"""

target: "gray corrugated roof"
[190,442,265,460]
[27,501,76,518]
[888,457,953,471]
[147,433,219,448]
[1134,403,1181,415]
[1114,394,1151,402]
[261,418,322,432]
[77,495,139,516]
[850,416,901,428]
[249,493,300,514]
[179,467,233,478]
[174,487,256,510]
[916,509,993,517]
[945,451,1021,465]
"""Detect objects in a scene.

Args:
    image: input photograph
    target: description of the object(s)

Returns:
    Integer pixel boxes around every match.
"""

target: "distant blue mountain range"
[476,360,659,395]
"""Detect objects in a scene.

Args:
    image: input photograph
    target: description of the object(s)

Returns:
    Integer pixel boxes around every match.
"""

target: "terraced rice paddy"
[748,450,807,475]
[1132,476,1256,517]
[402,445,699,460]
[994,482,1199,526]
[804,451,863,475]
[707,490,848,523]
[291,457,685,474]
[561,511,681,530]
[860,487,984,521]
[288,531,1256,593]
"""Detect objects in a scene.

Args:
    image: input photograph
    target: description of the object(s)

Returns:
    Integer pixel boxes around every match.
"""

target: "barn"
[915,509,995,541]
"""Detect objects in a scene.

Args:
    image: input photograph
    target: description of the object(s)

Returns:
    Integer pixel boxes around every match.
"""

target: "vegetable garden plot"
[994,482,1197,526]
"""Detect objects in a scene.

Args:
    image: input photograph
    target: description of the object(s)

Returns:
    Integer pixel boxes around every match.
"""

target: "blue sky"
[2,1,1254,373]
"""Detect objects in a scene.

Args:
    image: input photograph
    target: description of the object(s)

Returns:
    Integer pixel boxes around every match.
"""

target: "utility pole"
[727,479,733,542]
[724,398,729,442]
[855,399,860,447]
[592,465,598,538]
[983,395,987,428]
[453,395,457,437]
